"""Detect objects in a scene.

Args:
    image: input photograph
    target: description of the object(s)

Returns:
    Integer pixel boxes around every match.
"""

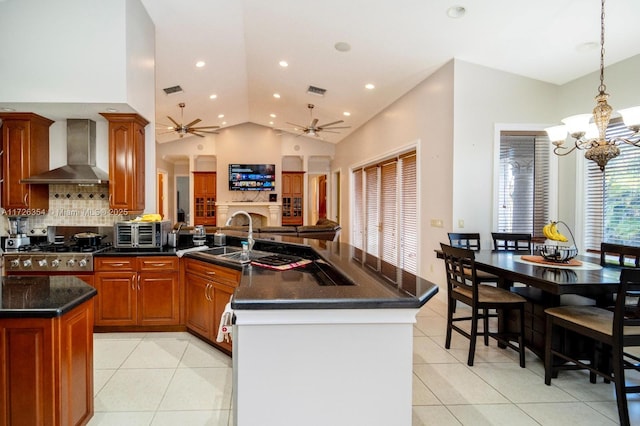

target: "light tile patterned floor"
[88,292,640,425]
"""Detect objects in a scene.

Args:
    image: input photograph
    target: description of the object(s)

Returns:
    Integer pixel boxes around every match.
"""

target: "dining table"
[444,250,624,359]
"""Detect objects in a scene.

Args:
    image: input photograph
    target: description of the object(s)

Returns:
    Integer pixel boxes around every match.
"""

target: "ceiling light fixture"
[545,0,640,171]
[343,112,351,117]
[270,113,276,118]
[334,42,351,52]
[273,93,281,99]
[365,83,375,90]
[279,60,288,68]
[446,6,466,19]
[195,61,205,68]
[209,94,217,99]
[218,114,224,119]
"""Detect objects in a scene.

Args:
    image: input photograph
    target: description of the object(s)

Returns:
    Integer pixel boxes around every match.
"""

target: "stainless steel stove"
[3,226,113,274]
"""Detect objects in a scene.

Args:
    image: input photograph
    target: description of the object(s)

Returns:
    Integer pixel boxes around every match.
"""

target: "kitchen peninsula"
[0,275,96,426]
[185,236,438,426]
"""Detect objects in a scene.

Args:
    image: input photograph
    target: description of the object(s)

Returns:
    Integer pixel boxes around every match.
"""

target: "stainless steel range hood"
[21,119,109,184]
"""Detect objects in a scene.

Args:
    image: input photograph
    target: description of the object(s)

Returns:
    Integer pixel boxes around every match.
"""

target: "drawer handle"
[110,263,126,267]
[150,263,167,267]
[206,271,217,275]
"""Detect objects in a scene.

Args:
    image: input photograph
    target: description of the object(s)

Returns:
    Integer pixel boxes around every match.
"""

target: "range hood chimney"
[21,119,109,184]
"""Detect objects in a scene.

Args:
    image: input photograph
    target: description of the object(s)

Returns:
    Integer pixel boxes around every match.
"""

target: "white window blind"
[351,149,418,278]
[584,122,640,251]
[497,134,550,238]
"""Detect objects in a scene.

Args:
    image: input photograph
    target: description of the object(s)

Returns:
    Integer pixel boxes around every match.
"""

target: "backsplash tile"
[28,184,127,229]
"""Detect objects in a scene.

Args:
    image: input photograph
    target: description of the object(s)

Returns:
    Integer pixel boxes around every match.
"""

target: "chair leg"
[468,308,478,366]
[445,298,454,350]
[518,306,526,368]
[544,317,554,385]
[483,308,489,346]
[612,344,631,426]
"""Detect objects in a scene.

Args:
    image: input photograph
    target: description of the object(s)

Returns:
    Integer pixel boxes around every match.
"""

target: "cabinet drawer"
[186,259,241,286]
[95,257,136,271]
[137,256,179,271]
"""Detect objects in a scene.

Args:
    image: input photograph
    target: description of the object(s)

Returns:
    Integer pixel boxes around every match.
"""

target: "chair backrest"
[448,233,481,251]
[491,232,532,252]
[613,268,640,341]
[600,243,640,268]
[440,243,478,298]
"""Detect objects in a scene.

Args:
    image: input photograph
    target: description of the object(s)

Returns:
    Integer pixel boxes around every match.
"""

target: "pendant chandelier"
[545,0,640,171]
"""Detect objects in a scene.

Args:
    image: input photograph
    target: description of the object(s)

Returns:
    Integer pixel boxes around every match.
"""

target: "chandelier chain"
[598,0,606,94]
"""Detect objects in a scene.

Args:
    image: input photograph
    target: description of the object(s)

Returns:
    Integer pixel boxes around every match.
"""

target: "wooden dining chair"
[600,242,640,268]
[440,243,527,367]
[544,268,640,426]
[491,232,532,253]
[447,232,498,284]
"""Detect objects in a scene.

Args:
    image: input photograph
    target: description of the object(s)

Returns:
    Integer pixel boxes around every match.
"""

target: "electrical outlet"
[430,219,443,228]
[458,219,464,228]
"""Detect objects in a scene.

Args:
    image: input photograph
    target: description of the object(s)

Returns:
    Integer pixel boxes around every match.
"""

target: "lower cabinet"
[185,258,240,353]
[94,257,180,327]
[0,299,94,426]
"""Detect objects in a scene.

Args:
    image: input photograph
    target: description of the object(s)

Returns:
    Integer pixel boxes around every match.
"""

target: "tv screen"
[228,164,276,191]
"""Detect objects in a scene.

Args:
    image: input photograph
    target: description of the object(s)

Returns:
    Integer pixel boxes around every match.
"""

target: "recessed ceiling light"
[334,42,351,52]
[273,93,281,99]
[270,113,276,118]
[221,121,227,126]
[209,94,217,99]
[2,107,16,112]
[105,108,118,112]
[365,83,375,90]
[446,6,466,19]
[195,61,206,68]
[343,111,351,116]
[269,121,274,125]
[279,60,288,68]
[218,114,224,119]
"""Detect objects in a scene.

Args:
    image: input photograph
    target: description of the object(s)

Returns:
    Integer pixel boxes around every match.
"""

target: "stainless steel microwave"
[114,221,171,248]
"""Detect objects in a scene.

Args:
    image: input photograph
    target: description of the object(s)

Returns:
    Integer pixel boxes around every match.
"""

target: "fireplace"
[216,202,282,227]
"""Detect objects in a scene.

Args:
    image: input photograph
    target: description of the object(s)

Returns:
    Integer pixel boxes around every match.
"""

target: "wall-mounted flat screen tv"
[228,164,276,191]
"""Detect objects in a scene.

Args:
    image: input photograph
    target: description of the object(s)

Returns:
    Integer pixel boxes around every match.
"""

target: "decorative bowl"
[538,244,578,263]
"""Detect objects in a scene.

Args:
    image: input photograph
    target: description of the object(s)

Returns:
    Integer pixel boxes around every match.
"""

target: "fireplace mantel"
[216,202,282,227]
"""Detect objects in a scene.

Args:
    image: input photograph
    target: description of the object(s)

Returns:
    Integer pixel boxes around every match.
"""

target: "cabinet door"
[282,172,304,225]
[0,318,55,426]
[94,272,138,326]
[212,283,235,353]
[193,172,216,226]
[138,271,180,325]
[185,272,213,339]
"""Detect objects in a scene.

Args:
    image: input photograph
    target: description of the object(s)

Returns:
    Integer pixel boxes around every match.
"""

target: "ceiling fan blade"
[319,130,340,134]
[188,131,205,138]
[320,126,351,130]
[194,130,219,134]
[190,125,220,130]
[286,121,307,128]
[310,118,319,127]
[167,116,180,127]
[185,118,202,128]
[317,120,344,128]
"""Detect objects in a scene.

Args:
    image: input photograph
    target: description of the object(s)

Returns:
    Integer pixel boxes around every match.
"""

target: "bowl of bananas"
[539,221,578,262]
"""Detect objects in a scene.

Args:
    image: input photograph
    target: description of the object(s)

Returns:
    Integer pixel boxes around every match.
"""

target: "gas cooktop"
[14,242,112,254]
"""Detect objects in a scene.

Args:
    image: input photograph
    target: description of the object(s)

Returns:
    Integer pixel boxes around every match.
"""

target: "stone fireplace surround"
[216,202,282,228]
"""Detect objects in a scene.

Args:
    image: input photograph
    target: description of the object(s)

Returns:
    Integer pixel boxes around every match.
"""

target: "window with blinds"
[497,134,550,238]
[584,122,640,251]
[351,150,418,277]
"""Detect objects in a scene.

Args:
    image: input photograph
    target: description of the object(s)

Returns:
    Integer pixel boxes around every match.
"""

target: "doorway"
[176,175,190,224]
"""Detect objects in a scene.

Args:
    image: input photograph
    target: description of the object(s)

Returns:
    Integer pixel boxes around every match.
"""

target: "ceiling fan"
[160,102,220,138]
[285,104,351,137]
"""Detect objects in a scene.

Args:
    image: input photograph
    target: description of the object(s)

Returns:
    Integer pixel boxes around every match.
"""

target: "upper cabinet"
[193,172,216,226]
[0,113,53,213]
[100,113,149,216]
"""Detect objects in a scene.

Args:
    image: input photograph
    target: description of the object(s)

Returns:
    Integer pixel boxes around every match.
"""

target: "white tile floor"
[89,292,640,425]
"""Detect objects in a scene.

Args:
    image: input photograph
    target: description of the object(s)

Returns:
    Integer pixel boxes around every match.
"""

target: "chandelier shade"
[545,0,640,171]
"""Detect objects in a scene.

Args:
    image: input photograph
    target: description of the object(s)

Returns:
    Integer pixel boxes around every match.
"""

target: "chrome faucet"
[225,210,254,251]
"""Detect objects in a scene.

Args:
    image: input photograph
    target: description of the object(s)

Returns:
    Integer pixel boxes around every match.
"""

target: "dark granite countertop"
[0,275,97,319]
[186,237,439,311]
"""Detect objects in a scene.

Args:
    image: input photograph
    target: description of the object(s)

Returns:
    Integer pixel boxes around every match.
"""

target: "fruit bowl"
[538,244,578,263]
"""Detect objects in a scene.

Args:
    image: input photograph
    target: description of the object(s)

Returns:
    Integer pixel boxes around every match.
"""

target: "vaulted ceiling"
[145,0,640,143]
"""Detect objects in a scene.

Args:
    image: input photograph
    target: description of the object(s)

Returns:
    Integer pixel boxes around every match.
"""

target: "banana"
[543,221,569,242]
[542,223,553,239]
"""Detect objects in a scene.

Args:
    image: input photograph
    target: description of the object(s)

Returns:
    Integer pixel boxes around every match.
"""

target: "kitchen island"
[0,275,96,426]
[187,237,438,426]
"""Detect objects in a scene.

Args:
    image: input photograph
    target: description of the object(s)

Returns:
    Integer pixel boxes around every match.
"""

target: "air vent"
[163,85,183,95]
[306,85,326,97]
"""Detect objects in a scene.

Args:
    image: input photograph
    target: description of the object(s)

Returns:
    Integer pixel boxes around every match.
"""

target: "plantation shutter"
[352,169,364,249]
[364,166,379,259]
[380,160,398,278]
[400,152,418,274]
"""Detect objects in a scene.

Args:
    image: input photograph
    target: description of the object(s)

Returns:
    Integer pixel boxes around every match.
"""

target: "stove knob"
[10,259,19,268]
[23,259,32,268]
[38,259,48,267]
[51,259,61,268]
[79,258,88,268]
[67,259,76,267]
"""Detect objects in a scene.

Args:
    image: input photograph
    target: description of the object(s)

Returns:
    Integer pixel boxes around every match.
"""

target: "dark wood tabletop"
[472,250,622,298]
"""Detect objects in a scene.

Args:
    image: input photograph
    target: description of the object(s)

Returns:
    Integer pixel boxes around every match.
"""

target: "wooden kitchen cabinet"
[193,171,217,226]
[100,113,149,215]
[282,171,305,225]
[93,256,180,328]
[185,258,240,353]
[0,112,53,213]
[0,299,94,426]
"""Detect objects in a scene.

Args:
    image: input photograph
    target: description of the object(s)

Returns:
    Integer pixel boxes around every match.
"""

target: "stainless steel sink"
[203,246,242,256]
[200,246,270,264]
